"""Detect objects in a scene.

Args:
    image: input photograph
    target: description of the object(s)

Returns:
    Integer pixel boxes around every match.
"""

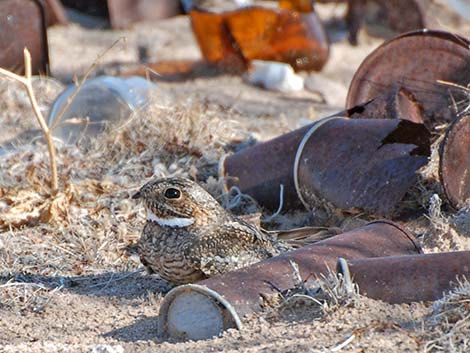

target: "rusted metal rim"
[346,29,470,130]
[366,220,423,254]
[337,257,354,292]
[159,284,242,340]
[293,116,343,210]
[439,114,470,209]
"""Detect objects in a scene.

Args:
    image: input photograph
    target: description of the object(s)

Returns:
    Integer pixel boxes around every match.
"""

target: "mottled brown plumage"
[132,177,292,285]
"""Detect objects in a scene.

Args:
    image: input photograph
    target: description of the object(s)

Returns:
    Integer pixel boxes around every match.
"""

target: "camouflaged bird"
[132,177,334,285]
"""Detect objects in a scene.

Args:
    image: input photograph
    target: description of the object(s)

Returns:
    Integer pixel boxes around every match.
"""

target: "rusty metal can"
[0,0,49,75]
[159,221,422,340]
[294,117,430,215]
[346,0,426,45]
[40,0,68,26]
[220,123,314,211]
[346,30,470,131]
[221,116,430,215]
[338,251,470,303]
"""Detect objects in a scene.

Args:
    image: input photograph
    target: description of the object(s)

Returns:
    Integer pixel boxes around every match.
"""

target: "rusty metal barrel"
[221,116,430,215]
[337,251,470,304]
[159,221,422,340]
[294,117,430,215]
[220,123,312,210]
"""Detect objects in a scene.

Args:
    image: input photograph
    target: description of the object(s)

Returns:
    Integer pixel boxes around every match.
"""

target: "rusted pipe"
[221,116,430,215]
[439,114,470,209]
[0,0,49,75]
[220,123,313,210]
[338,251,470,303]
[294,117,430,215]
[159,221,422,340]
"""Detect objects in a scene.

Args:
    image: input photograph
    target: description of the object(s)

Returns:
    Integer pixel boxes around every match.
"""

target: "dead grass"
[425,278,470,352]
[0,279,63,313]
[263,262,360,324]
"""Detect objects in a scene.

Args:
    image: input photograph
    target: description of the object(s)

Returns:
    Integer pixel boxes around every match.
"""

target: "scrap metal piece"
[221,116,430,215]
[159,221,422,340]
[346,0,426,45]
[439,115,470,209]
[0,0,49,75]
[107,0,184,29]
[346,30,470,131]
[40,0,69,26]
[295,117,430,215]
[190,6,329,72]
[347,86,424,124]
[338,251,470,303]
[220,123,313,210]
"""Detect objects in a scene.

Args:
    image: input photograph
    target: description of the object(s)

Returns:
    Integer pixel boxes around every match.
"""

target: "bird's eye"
[164,188,181,199]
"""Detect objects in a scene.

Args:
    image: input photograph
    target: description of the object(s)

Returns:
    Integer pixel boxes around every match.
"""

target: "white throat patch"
[147,210,194,228]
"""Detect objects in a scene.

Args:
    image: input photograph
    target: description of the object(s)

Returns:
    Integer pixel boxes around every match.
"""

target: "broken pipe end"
[159,284,242,341]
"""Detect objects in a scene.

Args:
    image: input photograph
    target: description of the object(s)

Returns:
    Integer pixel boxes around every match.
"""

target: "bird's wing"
[184,219,276,277]
[265,226,342,248]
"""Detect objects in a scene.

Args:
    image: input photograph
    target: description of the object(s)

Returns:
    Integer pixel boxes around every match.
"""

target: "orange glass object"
[190,6,329,72]
[279,0,314,13]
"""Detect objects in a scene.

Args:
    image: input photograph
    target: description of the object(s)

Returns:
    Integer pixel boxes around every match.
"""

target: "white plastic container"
[48,76,156,144]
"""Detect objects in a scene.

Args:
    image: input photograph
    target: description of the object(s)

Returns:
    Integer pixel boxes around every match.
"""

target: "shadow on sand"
[0,270,171,299]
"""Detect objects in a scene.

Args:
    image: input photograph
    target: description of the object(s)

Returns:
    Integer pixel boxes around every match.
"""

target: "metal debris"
[338,251,470,303]
[221,116,430,215]
[439,114,470,209]
[159,221,421,340]
[346,30,470,131]
[0,0,49,74]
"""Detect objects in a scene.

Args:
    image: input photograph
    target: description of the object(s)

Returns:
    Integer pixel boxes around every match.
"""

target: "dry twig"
[0,49,59,194]
[50,37,126,132]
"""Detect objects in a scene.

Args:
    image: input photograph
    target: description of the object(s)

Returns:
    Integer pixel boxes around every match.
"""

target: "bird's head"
[132,177,226,228]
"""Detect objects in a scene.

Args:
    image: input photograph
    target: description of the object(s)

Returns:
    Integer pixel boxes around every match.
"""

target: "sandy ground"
[1,2,470,352]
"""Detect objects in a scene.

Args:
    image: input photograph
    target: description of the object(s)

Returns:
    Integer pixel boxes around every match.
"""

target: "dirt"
[1,2,470,353]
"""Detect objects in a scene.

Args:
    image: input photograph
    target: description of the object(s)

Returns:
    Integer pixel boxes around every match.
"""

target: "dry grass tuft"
[267,262,359,322]
[426,194,451,234]
[451,206,470,237]
[425,278,470,352]
[0,279,63,313]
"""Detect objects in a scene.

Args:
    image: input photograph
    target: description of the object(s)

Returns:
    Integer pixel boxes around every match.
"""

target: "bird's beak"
[132,190,142,199]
